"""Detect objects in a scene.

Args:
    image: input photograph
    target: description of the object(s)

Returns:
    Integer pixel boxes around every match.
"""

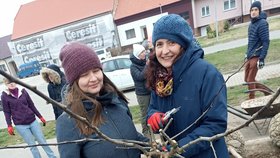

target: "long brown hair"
[66,73,128,135]
[145,51,165,91]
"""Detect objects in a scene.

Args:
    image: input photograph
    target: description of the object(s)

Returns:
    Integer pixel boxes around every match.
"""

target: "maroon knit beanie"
[59,42,102,85]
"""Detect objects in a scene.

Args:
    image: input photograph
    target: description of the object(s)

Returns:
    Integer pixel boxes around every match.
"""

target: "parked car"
[96,48,112,60]
[17,61,41,79]
[101,55,134,91]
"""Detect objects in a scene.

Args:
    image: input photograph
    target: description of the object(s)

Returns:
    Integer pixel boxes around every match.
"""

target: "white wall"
[117,13,168,46]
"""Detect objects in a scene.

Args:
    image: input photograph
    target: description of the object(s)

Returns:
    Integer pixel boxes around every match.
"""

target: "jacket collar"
[4,86,24,98]
[172,39,204,83]
[83,92,120,111]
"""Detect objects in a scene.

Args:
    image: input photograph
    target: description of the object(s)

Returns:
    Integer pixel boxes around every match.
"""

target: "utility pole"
[214,0,219,41]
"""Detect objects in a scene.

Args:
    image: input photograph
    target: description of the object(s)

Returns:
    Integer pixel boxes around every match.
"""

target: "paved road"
[203,30,280,54]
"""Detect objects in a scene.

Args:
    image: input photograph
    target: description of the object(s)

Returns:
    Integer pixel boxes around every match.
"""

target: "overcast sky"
[0,0,34,38]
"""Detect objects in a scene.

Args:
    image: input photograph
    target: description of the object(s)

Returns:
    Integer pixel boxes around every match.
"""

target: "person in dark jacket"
[41,64,66,119]
[145,14,229,157]
[1,78,56,158]
[130,44,151,136]
[56,42,148,158]
[245,1,271,99]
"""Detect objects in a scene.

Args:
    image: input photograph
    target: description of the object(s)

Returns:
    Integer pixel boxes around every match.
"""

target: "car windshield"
[116,58,131,69]
[96,50,104,55]
[102,60,116,72]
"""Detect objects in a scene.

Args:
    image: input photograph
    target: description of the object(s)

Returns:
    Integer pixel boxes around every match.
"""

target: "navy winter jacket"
[56,92,148,158]
[147,39,229,157]
[130,53,151,96]
[247,12,270,60]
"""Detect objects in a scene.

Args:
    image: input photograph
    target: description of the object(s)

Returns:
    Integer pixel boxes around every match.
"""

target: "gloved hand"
[7,125,15,135]
[40,117,46,126]
[147,112,165,132]
[257,59,265,69]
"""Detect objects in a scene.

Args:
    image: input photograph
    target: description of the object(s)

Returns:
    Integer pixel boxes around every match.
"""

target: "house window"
[201,6,210,17]
[125,29,136,39]
[0,64,7,71]
[224,0,236,11]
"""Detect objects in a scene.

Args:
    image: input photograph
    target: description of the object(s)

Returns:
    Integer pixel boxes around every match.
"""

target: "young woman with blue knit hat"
[56,42,148,158]
[145,14,229,157]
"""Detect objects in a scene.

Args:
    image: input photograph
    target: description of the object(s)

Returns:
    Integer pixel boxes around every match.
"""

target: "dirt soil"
[244,137,280,158]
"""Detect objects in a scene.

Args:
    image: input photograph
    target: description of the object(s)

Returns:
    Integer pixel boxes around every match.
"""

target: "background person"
[41,64,66,119]
[1,78,56,158]
[244,1,271,99]
[145,14,229,157]
[130,44,151,136]
[56,42,148,158]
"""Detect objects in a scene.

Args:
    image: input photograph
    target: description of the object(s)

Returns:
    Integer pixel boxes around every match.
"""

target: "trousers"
[15,120,56,158]
[244,57,271,99]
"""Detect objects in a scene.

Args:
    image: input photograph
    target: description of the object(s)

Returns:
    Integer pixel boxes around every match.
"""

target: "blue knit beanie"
[251,1,262,11]
[152,14,193,49]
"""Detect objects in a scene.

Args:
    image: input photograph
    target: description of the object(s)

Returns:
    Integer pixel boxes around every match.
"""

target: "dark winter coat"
[41,64,66,119]
[130,53,151,96]
[56,91,148,158]
[41,64,66,102]
[147,39,229,157]
[247,12,270,60]
[1,87,42,125]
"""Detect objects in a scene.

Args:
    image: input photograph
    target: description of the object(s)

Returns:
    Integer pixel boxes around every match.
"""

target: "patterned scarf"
[155,68,173,97]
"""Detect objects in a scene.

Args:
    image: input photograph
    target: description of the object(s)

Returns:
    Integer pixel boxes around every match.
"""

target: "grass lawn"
[204,39,280,74]
[227,77,280,107]
[0,107,141,147]
[197,16,280,47]
[0,121,56,147]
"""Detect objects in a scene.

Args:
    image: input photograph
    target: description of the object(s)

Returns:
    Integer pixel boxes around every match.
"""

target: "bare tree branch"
[1,62,279,157]
[0,70,149,155]
[179,87,280,150]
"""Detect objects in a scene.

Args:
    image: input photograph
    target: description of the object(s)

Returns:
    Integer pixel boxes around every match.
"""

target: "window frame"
[125,29,136,40]
[224,0,236,11]
[201,5,210,17]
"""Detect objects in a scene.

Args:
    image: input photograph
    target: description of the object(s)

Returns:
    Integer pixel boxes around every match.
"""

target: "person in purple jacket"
[1,78,56,158]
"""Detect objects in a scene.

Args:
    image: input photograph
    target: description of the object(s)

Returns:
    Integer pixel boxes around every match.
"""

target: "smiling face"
[155,39,183,72]
[78,68,103,96]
